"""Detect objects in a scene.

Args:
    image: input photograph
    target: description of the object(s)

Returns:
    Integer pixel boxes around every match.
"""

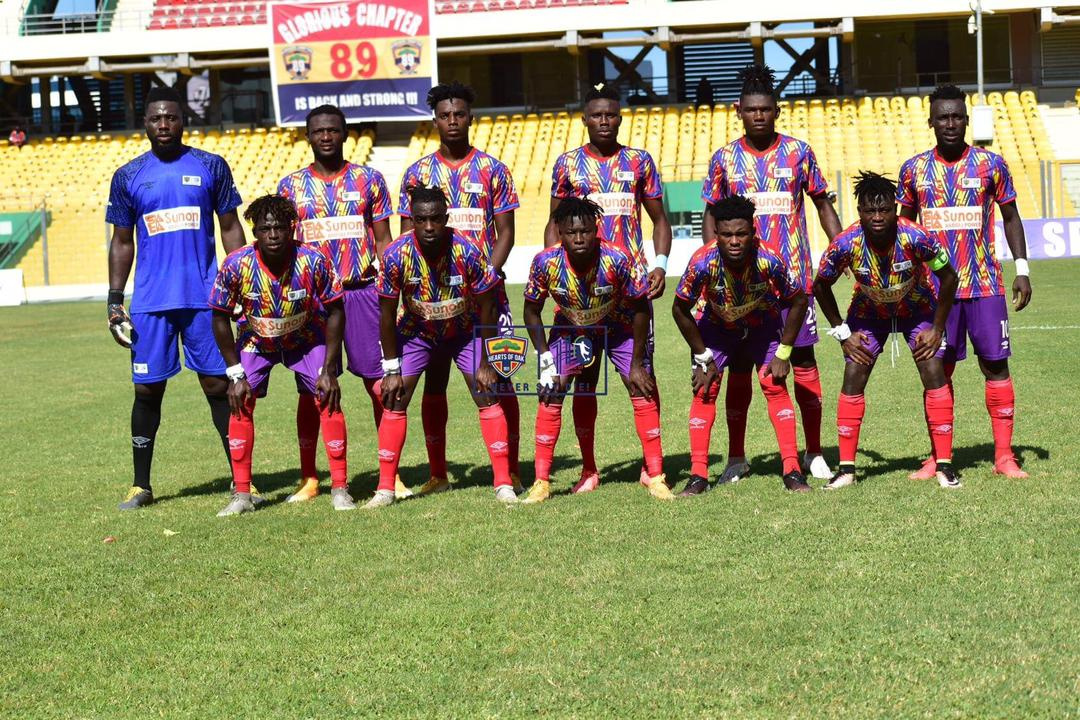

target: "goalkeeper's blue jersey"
[106,146,242,313]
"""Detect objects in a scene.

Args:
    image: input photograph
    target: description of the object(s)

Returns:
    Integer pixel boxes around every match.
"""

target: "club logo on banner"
[268,0,436,125]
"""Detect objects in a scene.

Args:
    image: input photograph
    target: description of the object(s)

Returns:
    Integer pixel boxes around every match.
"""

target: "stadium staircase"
[0,90,1072,288]
[111,0,155,31]
[1039,103,1080,215]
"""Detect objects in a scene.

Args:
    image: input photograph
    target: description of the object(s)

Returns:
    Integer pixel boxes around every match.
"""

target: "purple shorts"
[846,315,945,362]
[945,295,1011,363]
[342,281,382,379]
[240,344,335,397]
[400,333,483,377]
[549,326,651,378]
[698,317,782,369]
[780,296,819,348]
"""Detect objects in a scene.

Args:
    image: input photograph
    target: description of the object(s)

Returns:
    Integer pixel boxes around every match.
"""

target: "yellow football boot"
[647,474,675,501]
[417,476,451,496]
[520,479,551,505]
[286,477,320,503]
[394,474,414,499]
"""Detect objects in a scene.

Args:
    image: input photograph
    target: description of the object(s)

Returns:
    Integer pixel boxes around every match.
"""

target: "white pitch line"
[1011,325,1080,331]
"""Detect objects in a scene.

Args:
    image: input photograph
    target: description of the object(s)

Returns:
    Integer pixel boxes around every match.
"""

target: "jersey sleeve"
[207,256,240,311]
[910,226,944,263]
[700,150,727,205]
[802,145,829,198]
[276,176,292,199]
[105,168,136,228]
[368,170,394,222]
[638,153,663,200]
[621,258,649,299]
[769,255,802,300]
[522,253,549,302]
[397,166,417,218]
[466,243,499,295]
[897,159,918,208]
[816,236,849,282]
[314,255,345,305]
[550,154,574,199]
[210,155,243,215]
[675,248,708,301]
[490,162,520,215]
[991,154,1018,205]
[376,246,402,298]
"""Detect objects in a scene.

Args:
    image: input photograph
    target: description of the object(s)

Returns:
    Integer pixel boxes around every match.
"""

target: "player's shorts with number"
[944,295,1011,363]
[129,309,227,383]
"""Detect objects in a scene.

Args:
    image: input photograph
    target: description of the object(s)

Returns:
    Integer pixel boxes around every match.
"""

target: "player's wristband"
[692,349,712,370]
[651,254,668,272]
[107,289,124,306]
[827,323,852,342]
[774,343,793,361]
[1014,258,1030,277]
[381,357,402,376]
[226,363,246,383]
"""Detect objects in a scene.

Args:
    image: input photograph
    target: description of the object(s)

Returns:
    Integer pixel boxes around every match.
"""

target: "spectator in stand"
[9,125,27,149]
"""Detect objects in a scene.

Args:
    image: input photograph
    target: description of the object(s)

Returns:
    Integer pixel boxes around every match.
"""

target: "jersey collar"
[435,146,477,170]
[738,134,782,158]
[932,144,971,167]
[307,162,351,183]
[583,144,623,162]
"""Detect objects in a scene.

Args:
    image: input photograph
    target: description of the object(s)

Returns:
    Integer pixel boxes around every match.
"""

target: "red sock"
[793,365,823,454]
[689,377,720,477]
[534,403,563,481]
[927,363,956,460]
[479,404,512,487]
[319,404,348,489]
[572,394,598,474]
[229,397,256,493]
[985,378,1017,464]
[759,369,800,475]
[377,409,408,492]
[499,394,520,476]
[836,393,866,466]
[421,393,448,479]
[725,371,753,459]
[296,392,319,479]
[363,377,384,429]
[631,396,663,477]
[925,385,954,464]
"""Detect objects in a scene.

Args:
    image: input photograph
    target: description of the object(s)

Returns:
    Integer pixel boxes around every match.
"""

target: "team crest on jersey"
[392,40,422,75]
[485,335,529,379]
[282,46,313,81]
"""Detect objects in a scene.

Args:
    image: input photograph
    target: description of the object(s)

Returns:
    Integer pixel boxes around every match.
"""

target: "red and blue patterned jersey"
[377,230,500,341]
[398,148,519,259]
[550,145,663,265]
[209,243,343,353]
[676,243,801,331]
[276,162,392,287]
[897,146,1016,299]
[523,243,647,334]
[817,218,944,320]
[700,135,828,290]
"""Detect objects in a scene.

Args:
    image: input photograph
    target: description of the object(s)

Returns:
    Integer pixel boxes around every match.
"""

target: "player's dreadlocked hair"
[305,104,346,129]
[427,81,475,111]
[583,82,620,106]
[852,170,897,207]
[408,184,449,209]
[929,84,966,104]
[144,85,182,110]
[243,194,298,227]
[551,196,604,226]
[737,63,776,101]
[708,194,757,223]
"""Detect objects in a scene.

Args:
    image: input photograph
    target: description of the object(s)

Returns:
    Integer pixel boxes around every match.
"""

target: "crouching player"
[521,197,671,503]
[812,172,960,489]
[368,186,517,509]
[672,195,812,494]
[209,194,353,516]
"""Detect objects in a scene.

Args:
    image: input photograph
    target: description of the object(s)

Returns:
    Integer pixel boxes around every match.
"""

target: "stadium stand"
[147,0,267,29]
[434,0,628,13]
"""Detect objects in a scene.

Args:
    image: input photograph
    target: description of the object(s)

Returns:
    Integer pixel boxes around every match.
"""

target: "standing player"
[813,172,961,489]
[521,197,671,503]
[106,85,247,510]
[397,82,522,496]
[701,64,843,484]
[544,83,673,487]
[368,187,517,509]
[209,195,353,515]
[672,195,813,494]
[277,104,401,503]
[898,85,1033,479]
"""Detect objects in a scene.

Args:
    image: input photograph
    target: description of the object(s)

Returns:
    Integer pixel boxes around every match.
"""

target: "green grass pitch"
[1,260,1077,718]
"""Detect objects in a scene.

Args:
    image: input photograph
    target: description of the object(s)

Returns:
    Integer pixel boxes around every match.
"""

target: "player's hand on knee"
[107,302,134,348]
[842,332,874,366]
[691,362,718,396]
[381,374,404,409]
[316,372,341,415]
[628,364,655,397]
[912,327,943,362]
[227,378,252,417]
[765,357,791,382]
[1012,275,1032,312]
[475,363,498,396]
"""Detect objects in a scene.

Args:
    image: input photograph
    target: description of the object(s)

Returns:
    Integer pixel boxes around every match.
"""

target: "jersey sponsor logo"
[143,206,201,235]
[301,215,366,242]
[562,300,615,326]
[709,297,764,323]
[287,288,308,301]
[404,296,469,321]
[892,260,913,272]
[961,177,983,189]
[462,181,483,194]
[182,175,202,186]
[858,278,915,304]
[747,191,793,216]
[132,362,149,374]
[246,311,310,338]
[486,335,529,379]
[588,192,635,217]
[921,206,982,231]
[447,207,485,232]
[772,167,793,179]
[616,170,635,183]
